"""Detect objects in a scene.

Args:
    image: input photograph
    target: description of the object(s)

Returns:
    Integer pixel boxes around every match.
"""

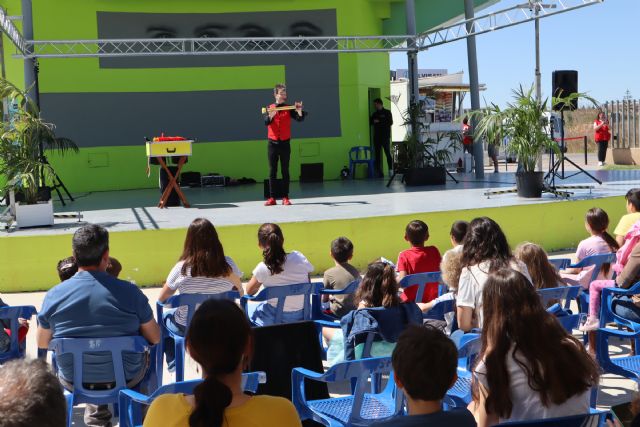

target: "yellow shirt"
[143,394,302,427]
[614,212,640,237]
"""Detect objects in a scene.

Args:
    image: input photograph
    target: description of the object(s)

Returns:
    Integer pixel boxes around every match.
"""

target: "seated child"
[323,237,360,318]
[561,207,618,288]
[397,220,442,303]
[371,325,476,426]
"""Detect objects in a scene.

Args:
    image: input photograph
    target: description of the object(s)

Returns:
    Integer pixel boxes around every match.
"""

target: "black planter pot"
[516,171,544,198]
[405,166,446,186]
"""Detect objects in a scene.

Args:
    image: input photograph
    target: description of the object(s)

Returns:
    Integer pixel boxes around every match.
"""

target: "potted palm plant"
[470,85,566,198]
[402,103,461,186]
[0,78,78,227]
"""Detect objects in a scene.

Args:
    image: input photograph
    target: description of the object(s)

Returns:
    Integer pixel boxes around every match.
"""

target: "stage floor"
[4,167,640,237]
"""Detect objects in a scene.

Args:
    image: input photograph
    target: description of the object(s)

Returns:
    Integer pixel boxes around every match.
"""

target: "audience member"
[0,296,29,354]
[515,242,567,290]
[246,223,314,326]
[579,221,640,331]
[470,268,599,426]
[456,217,530,332]
[37,224,161,427]
[324,261,422,364]
[397,220,442,303]
[0,359,66,427]
[157,218,243,371]
[448,220,469,255]
[143,299,301,427]
[615,189,640,246]
[56,256,77,281]
[107,257,122,278]
[561,207,618,287]
[322,237,360,318]
[372,325,476,427]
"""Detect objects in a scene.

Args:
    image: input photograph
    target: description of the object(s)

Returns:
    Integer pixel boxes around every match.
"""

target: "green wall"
[0,196,626,293]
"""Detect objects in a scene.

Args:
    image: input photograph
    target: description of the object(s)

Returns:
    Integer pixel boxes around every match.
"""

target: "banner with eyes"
[39,9,341,148]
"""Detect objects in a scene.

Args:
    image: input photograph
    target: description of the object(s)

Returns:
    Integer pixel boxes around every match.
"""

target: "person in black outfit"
[370,98,393,178]
[263,84,305,206]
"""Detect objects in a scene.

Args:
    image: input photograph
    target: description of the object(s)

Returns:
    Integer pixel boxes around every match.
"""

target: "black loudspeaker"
[180,171,201,187]
[263,179,286,199]
[300,163,324,183]
[552,70,578,111]
[159,166,181,207]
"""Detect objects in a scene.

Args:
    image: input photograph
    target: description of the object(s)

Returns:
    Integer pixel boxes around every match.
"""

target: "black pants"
[373,137,392,177]
[597,140,608,163]
[463,144,474,154]
[268,140,291,198]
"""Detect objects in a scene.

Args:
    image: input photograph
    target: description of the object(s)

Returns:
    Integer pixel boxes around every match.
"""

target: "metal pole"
[406,0,420,108]
[534,7,541,104]
[464,0,484,179]
[584,135,587,165]
[21,0,39,109]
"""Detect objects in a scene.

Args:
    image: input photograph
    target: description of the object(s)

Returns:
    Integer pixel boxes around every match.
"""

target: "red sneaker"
[282,197,292,206]
[264,198,277,206]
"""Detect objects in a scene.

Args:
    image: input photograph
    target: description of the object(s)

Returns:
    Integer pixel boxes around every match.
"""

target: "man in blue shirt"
[372,325,477,427]
[37,224,160,427]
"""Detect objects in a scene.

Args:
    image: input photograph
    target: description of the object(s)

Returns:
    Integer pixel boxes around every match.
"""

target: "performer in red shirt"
[462,116,473,154]
[593,111,611,167]
[263,84,306,206]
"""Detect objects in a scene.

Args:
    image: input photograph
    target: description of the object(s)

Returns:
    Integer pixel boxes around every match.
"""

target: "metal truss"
[0,7,25,54]
[416,0,603,50]
[1,0,603,59]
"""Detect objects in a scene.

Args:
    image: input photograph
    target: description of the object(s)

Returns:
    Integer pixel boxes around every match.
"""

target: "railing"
[604,99,640,149]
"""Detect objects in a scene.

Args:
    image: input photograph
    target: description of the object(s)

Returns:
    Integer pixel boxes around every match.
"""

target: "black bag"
[180,171,201,187]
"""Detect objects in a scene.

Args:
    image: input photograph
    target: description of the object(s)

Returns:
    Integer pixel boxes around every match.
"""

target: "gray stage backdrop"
[39,10,341,148]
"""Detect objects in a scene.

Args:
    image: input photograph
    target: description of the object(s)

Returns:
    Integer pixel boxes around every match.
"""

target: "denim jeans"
[162,308,186,370]
[612,296,640,323]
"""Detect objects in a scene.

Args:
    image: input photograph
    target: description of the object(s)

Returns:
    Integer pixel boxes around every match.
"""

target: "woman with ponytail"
[245,223,314,326]
[324,261,422,365]
[143,299,301,427]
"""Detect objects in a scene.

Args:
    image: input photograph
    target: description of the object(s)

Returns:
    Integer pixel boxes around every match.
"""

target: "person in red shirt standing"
[594,111,611,167]
[462,116,473,154]
[397,220,442,303]
[264,84,305,206]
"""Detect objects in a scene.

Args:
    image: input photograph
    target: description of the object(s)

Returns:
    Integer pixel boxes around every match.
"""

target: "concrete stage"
[1,166,639,292]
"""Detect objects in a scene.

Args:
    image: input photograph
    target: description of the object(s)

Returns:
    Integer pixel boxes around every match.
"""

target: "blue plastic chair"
[241,282,323,326]
[536,285,581,310]
[48,336,157,427]
[398,272,443,303]
[597,327,640,384]
[496,411,608,426]
[548,257,572,271]
[568,253,617,313]
[292,357,403,426]
[156,291,240,385]
[118,372,266,427]
[599,281,640,330]
[445,333,481,408]
[349,146,376,179]
[0,305,37,364]
[312,278,362,322]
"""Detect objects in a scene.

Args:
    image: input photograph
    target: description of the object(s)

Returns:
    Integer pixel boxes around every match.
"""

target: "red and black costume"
[594,119,611,163]
[264,103,305,199]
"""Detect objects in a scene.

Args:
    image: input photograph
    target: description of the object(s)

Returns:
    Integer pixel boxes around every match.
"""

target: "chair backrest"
[242,282,323,324]
[312,278,362,321]
[49,336,153,405]
[119,372,266,427]
[423,298,455,321]
[457,333,481,370]
[159,290,240,328]
[496,411,607,426]
[324,357,404,425]
[536,286,581,310]
[601,281,640,328]
[349,146,372,161]
[0,305,37,363]
[399,272,442,303]
[548,257,571,271]
[572,253,617,283]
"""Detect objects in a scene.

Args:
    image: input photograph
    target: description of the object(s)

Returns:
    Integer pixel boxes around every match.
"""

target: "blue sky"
[389,0,638,108]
